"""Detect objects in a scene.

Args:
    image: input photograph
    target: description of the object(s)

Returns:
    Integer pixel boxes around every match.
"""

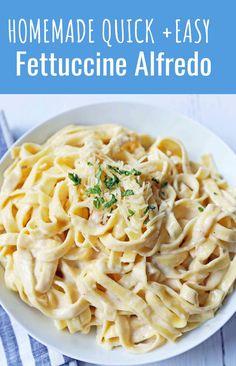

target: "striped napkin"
[0,111,89,366]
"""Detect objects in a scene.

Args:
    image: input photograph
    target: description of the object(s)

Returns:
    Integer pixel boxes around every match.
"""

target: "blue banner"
[0,0,235,93]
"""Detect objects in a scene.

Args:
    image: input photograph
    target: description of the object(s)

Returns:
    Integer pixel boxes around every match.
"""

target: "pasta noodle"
[0,124,236,353]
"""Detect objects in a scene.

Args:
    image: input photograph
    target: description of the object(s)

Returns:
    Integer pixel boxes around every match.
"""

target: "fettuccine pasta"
[0,124,236,353]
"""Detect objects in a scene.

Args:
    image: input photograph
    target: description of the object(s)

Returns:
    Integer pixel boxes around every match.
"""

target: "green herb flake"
[127,209,135,220]
[152,177,159,184]
[104,194,117,209]
[95,165,102,182]
[108,165,120,174]
[122,189,134,197]
[144,217,150,225]
[93,196,102,209]
[68,172,81,186]
[86,184,101,196]
[87,162,93,166]
[144,205,156,214]
[107,165,141,177]
[104,174,120,190]
[92,195,105,209]
[198,207,204,212]
[131,168,142,176]
[213,192,218,195]
[122,170,131,176]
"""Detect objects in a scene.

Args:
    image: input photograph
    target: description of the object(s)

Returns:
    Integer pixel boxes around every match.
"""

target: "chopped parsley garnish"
[127,209,135,220]
[198,207,204,212]
[104,194,117,208]
[122,189,134,197]
[93,196,102,209]
[144,205,156,214]
[68,172,81,186]
[122,170,133,176]
[213,192,218,195]
[144,217,150,225]
[104,174,120,189]
[107,165,120,174]
[131,168,142,176]
[87,162,93,166]
[108,165,141,177]
[161,181,168,188]
[86,184,101,196]
[93,196,104,209]
[95,165,102,182]
[152,177,159,184]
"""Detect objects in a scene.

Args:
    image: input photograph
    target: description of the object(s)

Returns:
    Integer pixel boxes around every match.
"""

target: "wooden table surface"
[0,94,235,366]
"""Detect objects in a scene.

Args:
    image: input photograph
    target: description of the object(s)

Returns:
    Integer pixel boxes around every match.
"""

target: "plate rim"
[0,101,235,365]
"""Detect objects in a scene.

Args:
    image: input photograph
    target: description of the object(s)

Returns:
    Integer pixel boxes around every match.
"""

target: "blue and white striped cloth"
[0,111,92,366]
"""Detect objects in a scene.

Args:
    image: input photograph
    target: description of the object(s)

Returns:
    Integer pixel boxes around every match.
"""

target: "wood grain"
[222,314,236,366]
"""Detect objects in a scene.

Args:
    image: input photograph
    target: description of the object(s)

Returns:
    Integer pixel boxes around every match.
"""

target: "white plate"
[0,102,235,365]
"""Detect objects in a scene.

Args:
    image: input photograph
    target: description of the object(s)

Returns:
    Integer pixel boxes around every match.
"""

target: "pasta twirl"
[0,124,236,353]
